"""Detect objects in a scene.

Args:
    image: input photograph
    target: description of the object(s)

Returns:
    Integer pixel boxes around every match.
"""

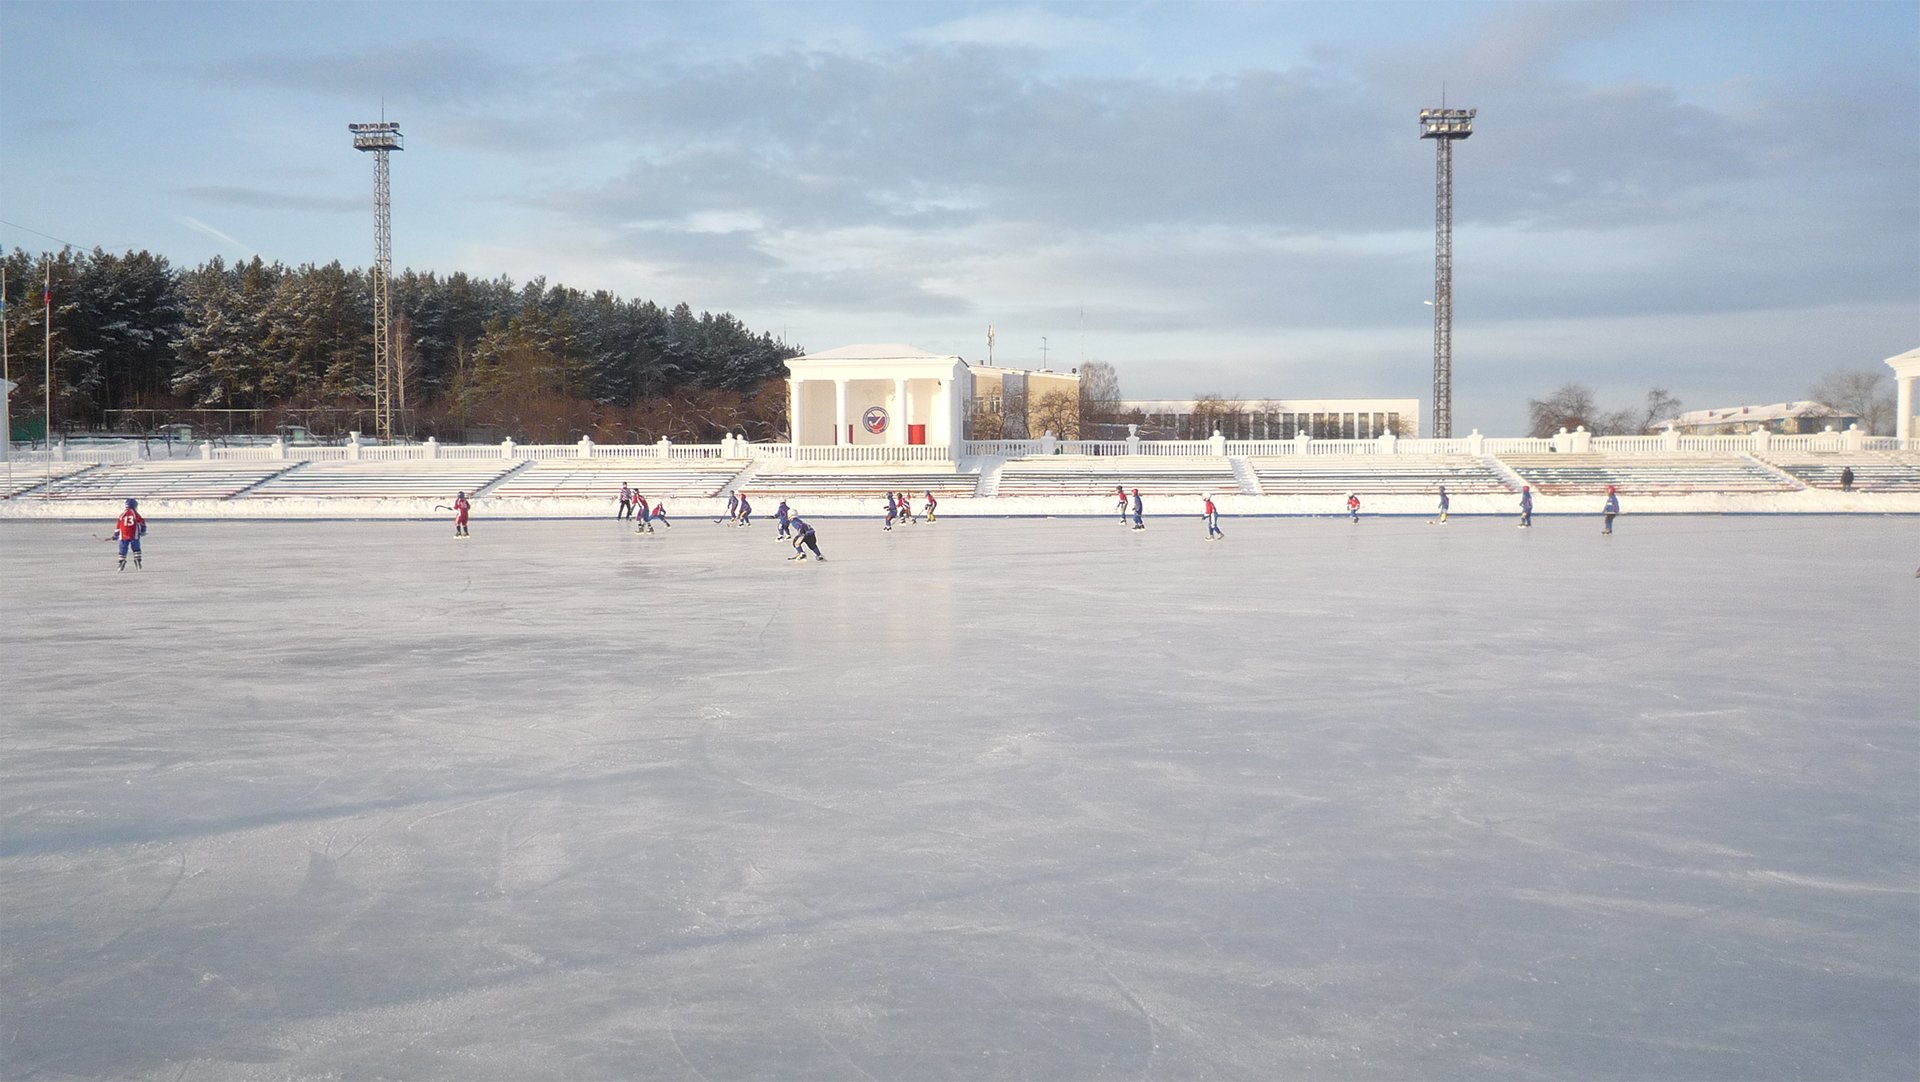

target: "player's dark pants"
[117,537,142,557]
[618,499,631,518]
[798,534,822,557]
[1604,512,1616,533]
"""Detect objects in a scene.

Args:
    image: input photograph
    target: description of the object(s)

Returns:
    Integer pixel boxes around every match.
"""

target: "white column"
[833,379,849,446]
[892,378,908,445]
[787,377,803,444]
[1897,373,1913,442]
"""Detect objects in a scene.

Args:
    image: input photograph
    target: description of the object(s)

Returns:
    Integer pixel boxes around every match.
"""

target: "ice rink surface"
[3,513,1916,1080]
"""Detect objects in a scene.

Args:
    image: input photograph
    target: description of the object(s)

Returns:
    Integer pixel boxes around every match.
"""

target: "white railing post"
[658,436,672,459]
[1570,426,1591,454]
[272,436,287,460]
[502,437,516,459]
[1467,428,1484,456]
[199,440,213,461]
[1209,429,1226,456]
[1843,423,1865,452]
[1378,431,1397,454]
[54,439,68,462]
[1040,430,1058,455]
[1295,429,1312,455]
[577,435,593,458]
[1751,428,1771,455]
[347,433,363,461]
[1126,423,1141,456]
[424,436,439,459]
[1662,426,1681,453]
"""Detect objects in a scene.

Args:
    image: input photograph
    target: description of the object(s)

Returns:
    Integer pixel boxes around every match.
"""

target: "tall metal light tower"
[350,120,403,441]
[1420,105,1473,439]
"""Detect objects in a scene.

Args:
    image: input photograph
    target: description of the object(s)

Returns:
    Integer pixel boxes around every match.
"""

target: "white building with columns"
[1888,347,1920,442]
[784,344,973,447]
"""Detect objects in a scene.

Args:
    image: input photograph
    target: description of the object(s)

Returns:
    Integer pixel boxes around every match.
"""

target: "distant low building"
[1116,398,1421,441]
[1656,401,1858,436]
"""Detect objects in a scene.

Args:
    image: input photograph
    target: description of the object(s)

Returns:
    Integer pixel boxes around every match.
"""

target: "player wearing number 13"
[107,499,147,570]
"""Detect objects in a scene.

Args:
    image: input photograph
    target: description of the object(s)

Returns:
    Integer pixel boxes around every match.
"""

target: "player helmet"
[125,499,137,509]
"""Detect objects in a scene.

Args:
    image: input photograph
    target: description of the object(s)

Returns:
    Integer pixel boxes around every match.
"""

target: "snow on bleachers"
[486,458,744,500]
[1246,454,1512,496]
[38,461,297,500]
[1499,454,1795,495]
[745,466,982,499]
[246,460,522,500]
[1758,452,1920,492]
[994,456,1235,497]
[1,461,100,499]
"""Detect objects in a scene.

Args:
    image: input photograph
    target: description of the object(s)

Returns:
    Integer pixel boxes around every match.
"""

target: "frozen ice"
[2,515,1916,1079]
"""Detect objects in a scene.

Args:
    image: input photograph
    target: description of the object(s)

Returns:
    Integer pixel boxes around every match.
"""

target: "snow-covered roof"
[1663,401,1847,426]
[796,344,955,362]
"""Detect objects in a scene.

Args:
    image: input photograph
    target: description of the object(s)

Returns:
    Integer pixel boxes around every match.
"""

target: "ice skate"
[117,557,126,571]
[133,554,142,569]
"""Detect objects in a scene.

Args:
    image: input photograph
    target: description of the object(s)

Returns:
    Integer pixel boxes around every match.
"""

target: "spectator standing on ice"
[737,492,753,527]
[1602,486,1620,535]
[790,516,825,561]
[924,490,938,522]
[1518,486,1533,528]
[1131,488,1145,531]
[1346,493,1361,523]
[882,493,897,531]
[775,499,792,538]
[1202,494,1223,540]
[106,498,146,570]
[1116,485,1130,524]
[633,494,654,534]
[1437,484,1450,524]
[617,483,633,519]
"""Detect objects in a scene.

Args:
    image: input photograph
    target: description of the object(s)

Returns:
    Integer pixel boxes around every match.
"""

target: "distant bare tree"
[1527,383,1600,437]
[1639,387,1683,432]
[1808,368,1895,435]
[1030,388,1080,439]
[1077,360,1121,430]
[1188,393,1246,439]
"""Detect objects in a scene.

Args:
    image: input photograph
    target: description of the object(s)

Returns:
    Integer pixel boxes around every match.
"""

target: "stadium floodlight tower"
[350,120,403,441]
[1420,104,1473,439]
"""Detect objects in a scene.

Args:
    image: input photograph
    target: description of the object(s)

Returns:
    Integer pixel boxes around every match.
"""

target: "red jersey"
[453,495,470,522]
[113,509,145,540]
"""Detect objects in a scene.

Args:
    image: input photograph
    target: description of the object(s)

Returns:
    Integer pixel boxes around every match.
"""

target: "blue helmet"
[125,499,138,509]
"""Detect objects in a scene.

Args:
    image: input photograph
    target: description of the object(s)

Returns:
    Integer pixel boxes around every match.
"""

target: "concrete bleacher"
[245,460,523,500]
[1757,452,1920,492]
[994,456,1237,497]
[1499,454,1796,494]
[744,467,982,499]
[37,461,298,500]
[485,458,744,501]
[1246,454,1512,496]
[2,462,100,499]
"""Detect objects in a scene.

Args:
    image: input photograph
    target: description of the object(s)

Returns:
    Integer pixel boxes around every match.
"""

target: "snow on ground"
[2,516,1916,1080]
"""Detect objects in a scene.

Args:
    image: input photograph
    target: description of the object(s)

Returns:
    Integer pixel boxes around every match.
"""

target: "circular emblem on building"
[862,406,889,434]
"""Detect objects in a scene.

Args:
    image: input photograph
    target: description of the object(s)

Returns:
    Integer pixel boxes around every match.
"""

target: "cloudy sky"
[3,0,1915,433]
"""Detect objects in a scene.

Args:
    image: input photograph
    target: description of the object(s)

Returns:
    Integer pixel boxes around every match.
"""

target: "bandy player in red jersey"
[106,498,147,570]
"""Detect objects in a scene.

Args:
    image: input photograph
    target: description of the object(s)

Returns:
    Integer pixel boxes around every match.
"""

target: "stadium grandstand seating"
[994,456,1237,497]
[744,467,982,499]
[246,460,524,500]
[1499,454,1796,494]
[486,459,745,500]
[1246,454,1513,496]
[1757,452,1920,492]
[37,461,299,500]
[1,461,100,499]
